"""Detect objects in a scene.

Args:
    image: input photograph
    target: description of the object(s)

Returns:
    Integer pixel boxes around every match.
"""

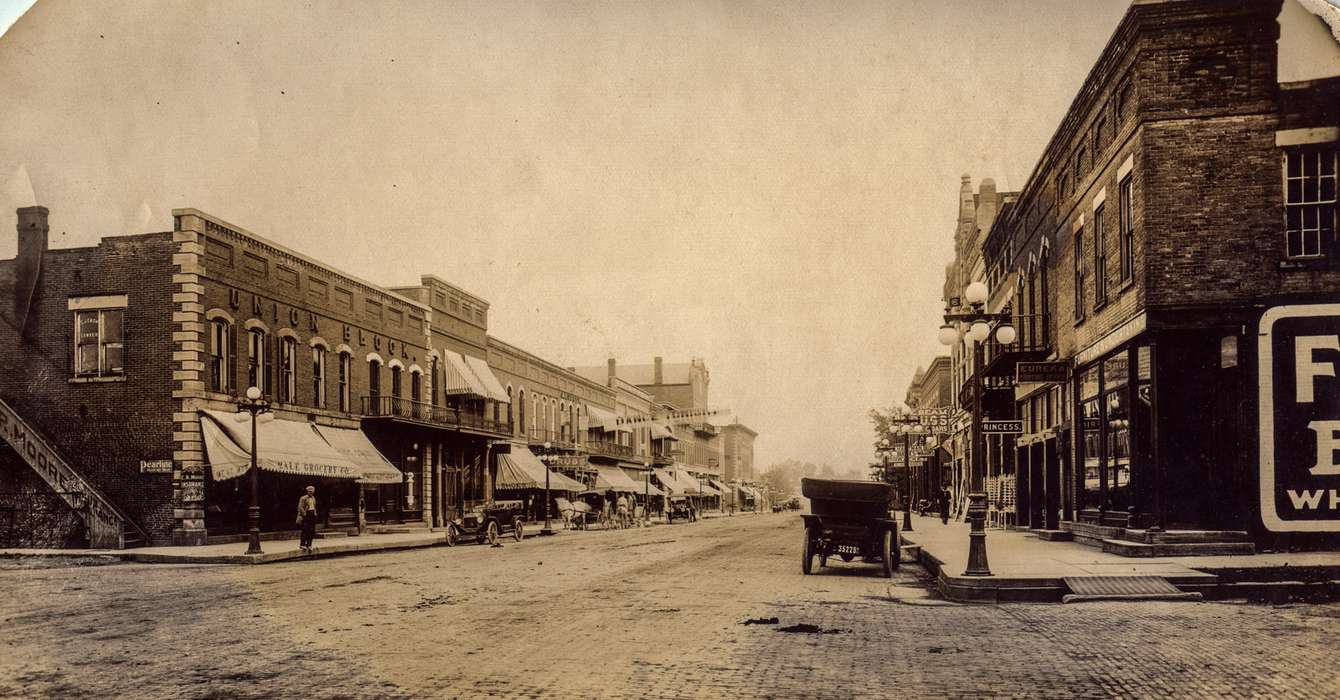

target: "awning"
[737,484,755,500]
[708,479,728,495]
[495,450,586,492]
[699,480,723,496]
[649,422,678,441]
[312,424,403,484]
[442,349,488,398]
[586,404,621,432]
[463,354,510,403]
[654,468,703,496]
[594,464,642,492]
[200,410,361,482]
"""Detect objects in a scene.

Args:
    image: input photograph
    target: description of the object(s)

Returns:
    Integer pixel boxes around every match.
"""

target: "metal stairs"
[0,397,148,549]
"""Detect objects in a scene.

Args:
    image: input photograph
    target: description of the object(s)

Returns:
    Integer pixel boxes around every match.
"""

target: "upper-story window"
[247,329,270,396]
[73,305,125,378]
[1119,175,1135,282]
[338,352,351,412]
[369,359,382,406]
[1074,146,1088,187]
[311,345,326,409]
[1093,114,1108,154]
[390,364,402,400]
[208,318,232,392]
[1073,226,1086,322]
[1284,146,1337,258]
[1057,172,1070,201]
[1093,203,1108,308]
[279,336,298,403]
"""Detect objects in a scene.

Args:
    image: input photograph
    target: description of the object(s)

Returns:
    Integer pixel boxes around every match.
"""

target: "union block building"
[928,0,1340,551]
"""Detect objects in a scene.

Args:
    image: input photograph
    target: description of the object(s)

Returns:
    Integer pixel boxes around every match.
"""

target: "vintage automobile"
[447,500,527,546]
[666,496,697,523]
[799,478,899,578]
[786,497,802,511]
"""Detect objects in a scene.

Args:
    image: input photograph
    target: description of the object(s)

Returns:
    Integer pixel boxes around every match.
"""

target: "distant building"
[720,422,757,482]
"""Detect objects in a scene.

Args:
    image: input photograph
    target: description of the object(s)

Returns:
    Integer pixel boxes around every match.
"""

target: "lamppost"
[539,441,556,536]
[885,412,924,532]
[238,385,270,555]
[937,280,1016,577]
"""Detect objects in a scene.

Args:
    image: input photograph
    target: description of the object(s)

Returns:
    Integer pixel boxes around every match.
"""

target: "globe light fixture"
[937,324,959,347]
[968,321,991,343]
[995,323,1017,345]
[246,385,262,401]
[964,281,989,305]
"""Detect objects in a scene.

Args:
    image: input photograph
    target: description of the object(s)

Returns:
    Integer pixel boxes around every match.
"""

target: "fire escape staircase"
[0,397,148,549]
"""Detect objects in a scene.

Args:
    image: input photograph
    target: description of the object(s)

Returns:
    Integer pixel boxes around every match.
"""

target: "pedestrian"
[938,486,951,525]
[356,492,367,535]
[297,485,318,551]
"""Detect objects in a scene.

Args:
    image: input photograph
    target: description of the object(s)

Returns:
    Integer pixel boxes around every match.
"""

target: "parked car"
[447,500,527,545]
[799,478,899,578]
[666,496,697,523]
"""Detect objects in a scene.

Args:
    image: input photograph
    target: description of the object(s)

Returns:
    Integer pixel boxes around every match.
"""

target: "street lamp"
[886,412,923,533]
[238,385,270,555]
[539,441,556,536]
[938,281,1016,577]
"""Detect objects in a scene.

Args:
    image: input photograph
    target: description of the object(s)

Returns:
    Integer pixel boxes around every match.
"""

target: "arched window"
[430,357,440,406]
[209,318,233,393]
[279,336,297,403]
[518,388,526,437]
[369,359,382,411]
[247,329,269,395]
[338,352,352,412]
[506,386,514,430]
[311,345,326,408]
[391,364,403,400]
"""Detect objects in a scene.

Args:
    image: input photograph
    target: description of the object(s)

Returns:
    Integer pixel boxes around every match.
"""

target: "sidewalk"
[899,514,1340,603]
[1,529,450,565]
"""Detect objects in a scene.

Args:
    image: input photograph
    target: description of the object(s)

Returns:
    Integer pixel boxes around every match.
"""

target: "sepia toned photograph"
[1,0,1339,697]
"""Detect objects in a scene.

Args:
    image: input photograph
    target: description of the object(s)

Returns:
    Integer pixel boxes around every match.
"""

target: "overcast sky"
[1,0,1132,471]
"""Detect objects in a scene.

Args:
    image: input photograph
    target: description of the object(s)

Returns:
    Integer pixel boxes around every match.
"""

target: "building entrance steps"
[898,514,1340,603]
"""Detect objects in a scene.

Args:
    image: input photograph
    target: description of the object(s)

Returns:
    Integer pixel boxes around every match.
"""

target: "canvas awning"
[594,464,641,492]
[312,424,404,484]
[585,404,621,432]
[495,450,585,492]
[699,479,723,496]
[200,410,362,482]
[442,349,489,398]
[649,422,678,441]
[708,479,728,495]
[654,468,702,496]
[463,354,510,403]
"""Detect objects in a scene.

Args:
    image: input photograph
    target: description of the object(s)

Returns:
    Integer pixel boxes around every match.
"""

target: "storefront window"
[1105,390,1131,511]
[1081,399,1102,510]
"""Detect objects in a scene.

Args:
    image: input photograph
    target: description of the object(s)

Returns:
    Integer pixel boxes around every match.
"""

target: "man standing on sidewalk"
[938,487,950,525]
[297,486,319,552]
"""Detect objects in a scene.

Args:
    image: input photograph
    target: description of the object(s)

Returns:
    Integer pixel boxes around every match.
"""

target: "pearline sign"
[982,420,1023,434]
[1259,303,1340,532]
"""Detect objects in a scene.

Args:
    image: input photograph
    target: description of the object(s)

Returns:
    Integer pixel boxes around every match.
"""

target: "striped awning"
[313,424,404,484]
[495,450,585,492]
[586,404,621,432]
[649,422,678,441]
[594,464,642,492]
[463,354,510,403]
[442,350,488,398]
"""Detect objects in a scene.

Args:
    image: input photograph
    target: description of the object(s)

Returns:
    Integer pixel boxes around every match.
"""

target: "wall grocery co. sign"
[1259,304,1340,532]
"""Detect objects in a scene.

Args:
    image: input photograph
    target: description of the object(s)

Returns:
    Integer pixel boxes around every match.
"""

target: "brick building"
[903,356,951,505]
[969,0,1340,548]
[0,207,530,546]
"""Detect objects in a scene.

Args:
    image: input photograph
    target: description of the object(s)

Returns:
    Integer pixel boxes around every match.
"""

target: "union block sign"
[1259,304,1340,532]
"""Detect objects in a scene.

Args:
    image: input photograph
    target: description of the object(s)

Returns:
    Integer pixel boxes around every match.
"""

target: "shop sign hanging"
[1259,304,1340,532]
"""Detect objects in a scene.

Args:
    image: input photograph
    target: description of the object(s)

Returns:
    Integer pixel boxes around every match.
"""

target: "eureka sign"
[1259,304,1340,532]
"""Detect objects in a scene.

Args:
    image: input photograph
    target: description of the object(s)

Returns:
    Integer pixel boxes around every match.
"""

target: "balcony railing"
[361,396,510,435]
[527,427,577,449]
[587,439,635,460]
[981,312,1051,379]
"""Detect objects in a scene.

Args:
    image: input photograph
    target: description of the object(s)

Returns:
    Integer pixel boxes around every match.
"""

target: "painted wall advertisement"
[1259,304,1340,532]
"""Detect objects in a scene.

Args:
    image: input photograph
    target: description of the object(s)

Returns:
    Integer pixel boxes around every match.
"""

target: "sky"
[0,0,1135,473]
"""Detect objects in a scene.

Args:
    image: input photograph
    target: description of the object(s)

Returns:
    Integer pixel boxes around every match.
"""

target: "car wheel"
[882,529,896,578]
[486,520,499,546]
[802,530,814,575]
[513,517,524,542]
[444,524,457,547]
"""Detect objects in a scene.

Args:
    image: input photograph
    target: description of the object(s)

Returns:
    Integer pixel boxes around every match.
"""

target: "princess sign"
[1259,304,1340,532]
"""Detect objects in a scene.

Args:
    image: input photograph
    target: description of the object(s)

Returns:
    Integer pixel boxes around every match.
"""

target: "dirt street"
[2,513,1338,699]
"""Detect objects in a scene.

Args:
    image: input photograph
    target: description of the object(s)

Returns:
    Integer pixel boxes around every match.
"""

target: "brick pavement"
[1,512,1337,699]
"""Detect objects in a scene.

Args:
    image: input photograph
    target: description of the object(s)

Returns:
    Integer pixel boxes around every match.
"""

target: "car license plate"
[837,545,859,555]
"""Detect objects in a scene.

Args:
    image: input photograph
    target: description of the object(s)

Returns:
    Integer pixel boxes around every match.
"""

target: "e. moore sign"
[1259,304,1340,532]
